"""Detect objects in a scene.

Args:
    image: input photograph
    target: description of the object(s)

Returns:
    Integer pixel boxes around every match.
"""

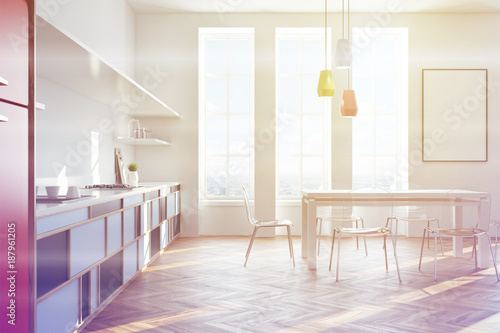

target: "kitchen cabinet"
[35,184,181,333]
[0,0,29,106]
[0,102,30,333]
[0,1,34,333]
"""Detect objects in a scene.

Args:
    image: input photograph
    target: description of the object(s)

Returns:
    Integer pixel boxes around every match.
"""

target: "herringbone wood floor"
[81,236,500,333]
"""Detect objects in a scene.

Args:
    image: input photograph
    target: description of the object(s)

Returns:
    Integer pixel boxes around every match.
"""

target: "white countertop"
[36,182,180,218]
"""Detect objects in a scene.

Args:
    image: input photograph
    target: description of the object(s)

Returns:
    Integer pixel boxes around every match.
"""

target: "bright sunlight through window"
[276,28,331,200]
[199,28,255,200]
[352,27,408,190]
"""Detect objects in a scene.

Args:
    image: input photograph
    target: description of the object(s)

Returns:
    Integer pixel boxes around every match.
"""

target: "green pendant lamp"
[317,0,335,97]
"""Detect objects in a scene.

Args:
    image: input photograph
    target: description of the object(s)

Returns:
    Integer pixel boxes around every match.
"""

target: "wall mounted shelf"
[36,102,45,111]
[0,114,7,122]
[36,16,179,118]
[0,76,8,86]
[116,137,171,146]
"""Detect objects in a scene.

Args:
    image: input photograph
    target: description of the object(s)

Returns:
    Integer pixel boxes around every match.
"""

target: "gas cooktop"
[84,184,141,190]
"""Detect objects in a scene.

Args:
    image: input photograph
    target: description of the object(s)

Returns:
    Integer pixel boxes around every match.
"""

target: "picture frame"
[422,69,488,162]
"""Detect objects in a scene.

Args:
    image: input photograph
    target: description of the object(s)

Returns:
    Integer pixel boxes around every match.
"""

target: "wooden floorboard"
[81,236,500,333]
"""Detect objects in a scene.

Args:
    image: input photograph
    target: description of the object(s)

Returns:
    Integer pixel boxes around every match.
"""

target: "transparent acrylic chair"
[389,206,444,255]
[329,189,401,282]
[492,221,500,262]
[241,185,295,267]
[316,206,366,255]
[472,219,500,262]
[418,191,499,281]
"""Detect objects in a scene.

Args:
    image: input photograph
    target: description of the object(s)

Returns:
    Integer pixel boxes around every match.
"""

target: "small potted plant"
[127,162,139,186]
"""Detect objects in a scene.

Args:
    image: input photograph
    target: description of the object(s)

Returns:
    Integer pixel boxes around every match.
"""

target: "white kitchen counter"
[36,182,180,218]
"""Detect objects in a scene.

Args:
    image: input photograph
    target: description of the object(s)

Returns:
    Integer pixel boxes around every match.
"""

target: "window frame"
[198,28,255,204]
[275,28,332,202]
[351,27,408,190]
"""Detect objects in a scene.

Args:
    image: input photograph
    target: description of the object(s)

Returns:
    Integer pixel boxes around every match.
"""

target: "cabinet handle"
[0,76,8,86]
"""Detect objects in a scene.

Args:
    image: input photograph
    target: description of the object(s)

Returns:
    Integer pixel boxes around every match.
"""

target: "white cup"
[66,186,81,199]
[45,186,60,199]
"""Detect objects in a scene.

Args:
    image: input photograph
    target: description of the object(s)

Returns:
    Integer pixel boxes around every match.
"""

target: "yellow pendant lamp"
[339,0,358,117]
[317,0,335,97]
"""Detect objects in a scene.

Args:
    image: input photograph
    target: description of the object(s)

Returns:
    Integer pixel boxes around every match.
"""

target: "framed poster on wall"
[422,69,488,161]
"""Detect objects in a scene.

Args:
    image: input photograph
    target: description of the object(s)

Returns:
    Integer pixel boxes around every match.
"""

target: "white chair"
[241,185,295,267]
[316,206,366,255]
[329,189,401,282]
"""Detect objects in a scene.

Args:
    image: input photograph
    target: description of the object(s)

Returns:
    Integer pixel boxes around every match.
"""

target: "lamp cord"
[348,0,351,88]
[348,0,350,41]
[325,0,327,70]
[341,0,344,39]
[348,65,350,89]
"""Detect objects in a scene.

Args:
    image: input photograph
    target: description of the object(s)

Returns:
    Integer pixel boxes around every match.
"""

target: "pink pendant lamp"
[340,89,358,117]
[339,0,358,117]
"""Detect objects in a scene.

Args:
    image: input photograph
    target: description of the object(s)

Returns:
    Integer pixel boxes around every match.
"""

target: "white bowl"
[45,186,60,199]
[66,186,81,199]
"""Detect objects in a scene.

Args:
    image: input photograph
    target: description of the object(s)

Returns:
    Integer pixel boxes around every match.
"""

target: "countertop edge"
[36,182,180,218]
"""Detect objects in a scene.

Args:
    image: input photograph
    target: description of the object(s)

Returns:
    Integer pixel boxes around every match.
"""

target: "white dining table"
[301,189,491,270]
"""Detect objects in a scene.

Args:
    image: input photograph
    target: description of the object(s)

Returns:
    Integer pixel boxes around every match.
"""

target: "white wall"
[404,14,500,213]
[135,12,500,238]
[35,77,134,192]
[36,0,136,78]
[35,0,137,192]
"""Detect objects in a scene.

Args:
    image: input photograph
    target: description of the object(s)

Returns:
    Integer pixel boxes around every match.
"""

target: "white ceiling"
[127,0,500,14]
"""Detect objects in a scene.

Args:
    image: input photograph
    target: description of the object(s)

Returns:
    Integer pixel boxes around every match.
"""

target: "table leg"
[302,196,308,258]
[307,199,317,270]
[478,198,490,268]
[453,200,463,257]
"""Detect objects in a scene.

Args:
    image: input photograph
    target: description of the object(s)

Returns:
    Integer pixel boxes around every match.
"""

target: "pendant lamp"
[339,0,357,117]
[334,0,352,68]
[340,58,358,117]
[317,0,335,97]
[340,89,358,117]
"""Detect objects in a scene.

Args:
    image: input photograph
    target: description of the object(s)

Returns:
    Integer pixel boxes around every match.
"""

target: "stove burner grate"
[85,184,137,190]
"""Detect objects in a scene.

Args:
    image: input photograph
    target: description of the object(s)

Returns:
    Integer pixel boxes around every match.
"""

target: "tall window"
[199,28,255,200]
[276,28,331,199]
[352,28,408,190]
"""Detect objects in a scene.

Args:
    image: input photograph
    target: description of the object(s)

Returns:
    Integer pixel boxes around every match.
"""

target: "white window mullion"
[225,39,230,195]
[298,40,303,194]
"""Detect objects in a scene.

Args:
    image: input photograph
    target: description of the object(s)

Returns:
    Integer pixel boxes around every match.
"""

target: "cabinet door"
[0,102,29,333]
[0,0,28,105]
